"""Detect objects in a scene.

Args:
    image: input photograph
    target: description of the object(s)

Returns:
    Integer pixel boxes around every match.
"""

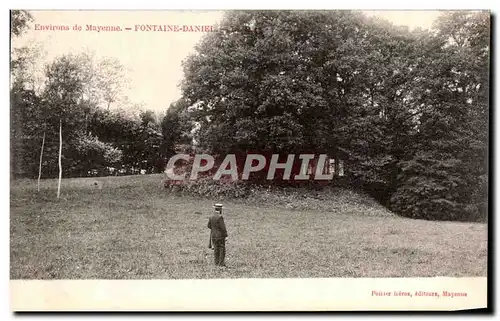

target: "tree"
[321,15,423,202]
[67,131,123,177]
[11,41,46,93]
[180,10,489,221]
[10,10,48,184]
[136,110,164,173]
[87,107,165,174]
[161,98,193,159]
[99,57,127,110]
[37,131,45,192]
[70,51,127,135]
[11,41,48,188]
[43,54,86,197]
[390,11,490,221]
[10,10,33,37]
[10,86,45,178]
[182,11,335,155]
[181,11,421,184]
[75,51,127,110]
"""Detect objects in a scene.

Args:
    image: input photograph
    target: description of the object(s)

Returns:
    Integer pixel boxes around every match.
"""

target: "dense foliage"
[178,11,489,221]
[11,23,166,178]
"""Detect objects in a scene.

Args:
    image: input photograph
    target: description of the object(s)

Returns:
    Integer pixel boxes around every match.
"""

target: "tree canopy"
[179,10,489,221]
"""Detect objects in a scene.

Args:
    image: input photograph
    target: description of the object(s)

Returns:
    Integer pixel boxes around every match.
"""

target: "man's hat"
[213,203,224,209]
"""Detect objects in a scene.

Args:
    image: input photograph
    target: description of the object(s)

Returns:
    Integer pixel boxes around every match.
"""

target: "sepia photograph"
[9,8,490,311]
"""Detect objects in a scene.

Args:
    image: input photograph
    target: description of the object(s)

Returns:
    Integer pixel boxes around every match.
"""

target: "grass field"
[10,174,488,279]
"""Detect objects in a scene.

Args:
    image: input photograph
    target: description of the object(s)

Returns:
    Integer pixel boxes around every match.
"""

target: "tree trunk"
[37,131,45,192]
[57,119,62,199]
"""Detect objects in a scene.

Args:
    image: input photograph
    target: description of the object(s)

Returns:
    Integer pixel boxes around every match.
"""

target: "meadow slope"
[10,174,488,279]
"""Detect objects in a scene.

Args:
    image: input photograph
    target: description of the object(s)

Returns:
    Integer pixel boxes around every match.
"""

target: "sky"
[12,10,443,113]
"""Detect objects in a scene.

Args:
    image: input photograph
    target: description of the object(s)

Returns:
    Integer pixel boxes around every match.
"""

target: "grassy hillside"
[10,174,488,279]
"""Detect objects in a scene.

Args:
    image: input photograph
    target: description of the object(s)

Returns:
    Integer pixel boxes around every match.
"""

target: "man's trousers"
[212,238,226,266]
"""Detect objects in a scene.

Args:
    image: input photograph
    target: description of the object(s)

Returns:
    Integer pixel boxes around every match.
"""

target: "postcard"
[10,9,489,311]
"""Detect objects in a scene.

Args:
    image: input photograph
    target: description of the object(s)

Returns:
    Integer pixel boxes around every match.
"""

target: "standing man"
[208,203,228,267]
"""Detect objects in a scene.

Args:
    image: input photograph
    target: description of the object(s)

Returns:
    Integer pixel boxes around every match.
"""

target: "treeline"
[10,10,167,179]
[174,11,489,221]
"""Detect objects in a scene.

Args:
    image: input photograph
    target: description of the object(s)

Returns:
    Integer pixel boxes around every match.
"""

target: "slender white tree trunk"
[37,131,45,192]
[57,119,62,198]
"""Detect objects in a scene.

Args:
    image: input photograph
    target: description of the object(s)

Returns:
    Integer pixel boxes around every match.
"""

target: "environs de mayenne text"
[34,24,217,32]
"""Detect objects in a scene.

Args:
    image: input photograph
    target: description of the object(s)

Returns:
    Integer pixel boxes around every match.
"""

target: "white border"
[10,278,488,311]
[3,0,500,10]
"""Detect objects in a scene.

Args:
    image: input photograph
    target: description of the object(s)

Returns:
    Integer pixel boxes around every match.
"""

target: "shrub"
[165,177,250,198]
